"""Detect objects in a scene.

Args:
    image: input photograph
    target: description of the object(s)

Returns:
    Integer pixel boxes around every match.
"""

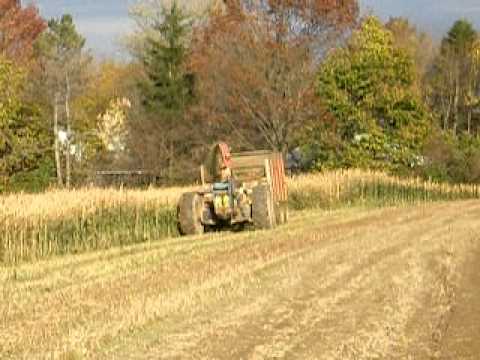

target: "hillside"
[2,201,480,359]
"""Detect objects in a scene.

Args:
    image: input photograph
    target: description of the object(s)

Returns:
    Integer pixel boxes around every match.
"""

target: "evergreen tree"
[443,19,477,55]
[140,1,193,117]
[129,1,195,180]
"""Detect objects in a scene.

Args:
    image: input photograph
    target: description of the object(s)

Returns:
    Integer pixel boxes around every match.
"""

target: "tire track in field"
[171,203,471,360]
[82,203,480,359]
[89,207,426,358]
[436,243,480,359]
[105,202,470,359]
[256,203,480,360]
[2,202,479,359]
[1,208,402,358]
[77,206,428,359]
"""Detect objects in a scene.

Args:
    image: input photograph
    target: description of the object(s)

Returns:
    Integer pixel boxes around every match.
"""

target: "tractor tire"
[252,184,276,230]
[177,192,204,236]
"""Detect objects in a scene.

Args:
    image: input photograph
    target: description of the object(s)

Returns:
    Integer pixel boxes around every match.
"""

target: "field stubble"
[1,200,480,359]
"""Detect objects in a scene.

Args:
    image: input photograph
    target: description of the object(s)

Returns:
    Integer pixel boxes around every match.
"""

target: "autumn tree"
[191,0,359,154]
[73,61,140,170]
[193,19,316,153]
[256,0,358,42]
[0,0,45,61]
[428,20,480,134]
[0,57,51,192]
[314,17,431,172]
[386,17,435,91]
[35,14,90,188]
[0,58,26,188]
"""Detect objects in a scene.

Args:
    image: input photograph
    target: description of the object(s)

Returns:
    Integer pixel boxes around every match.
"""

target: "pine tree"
[140,1,193,118]
[133,1,195,180]
[443,20,477,55]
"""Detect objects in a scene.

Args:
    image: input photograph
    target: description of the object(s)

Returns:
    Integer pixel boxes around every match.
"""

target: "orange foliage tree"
[190,0,358,153]
[0,0,46,61]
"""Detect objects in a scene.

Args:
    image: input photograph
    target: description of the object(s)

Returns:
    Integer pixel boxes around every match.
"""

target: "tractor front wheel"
[177,192,204,236]
[252,184,276,230]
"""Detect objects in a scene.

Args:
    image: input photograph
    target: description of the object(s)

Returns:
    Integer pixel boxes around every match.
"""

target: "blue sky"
[362,0,480,35]
[30,0,134,58]
[28,0,480,58]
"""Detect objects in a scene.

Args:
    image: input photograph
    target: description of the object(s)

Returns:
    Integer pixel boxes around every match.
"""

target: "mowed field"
[2,200,480,359]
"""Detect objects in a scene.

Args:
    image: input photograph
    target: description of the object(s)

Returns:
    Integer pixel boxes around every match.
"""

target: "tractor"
[177,143,288,235]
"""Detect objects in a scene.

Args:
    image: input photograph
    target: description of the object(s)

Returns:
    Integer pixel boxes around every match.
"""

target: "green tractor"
[177,143,288,235]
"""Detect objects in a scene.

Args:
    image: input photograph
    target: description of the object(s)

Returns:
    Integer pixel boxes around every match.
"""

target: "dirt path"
[1,202,480,359]
[438,246,480,359]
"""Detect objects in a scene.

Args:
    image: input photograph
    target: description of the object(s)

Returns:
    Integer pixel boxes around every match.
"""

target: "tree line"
[2,0,480,192]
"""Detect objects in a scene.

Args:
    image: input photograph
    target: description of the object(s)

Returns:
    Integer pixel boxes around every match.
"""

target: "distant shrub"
[7,158,55,193]
[421,132,480,183]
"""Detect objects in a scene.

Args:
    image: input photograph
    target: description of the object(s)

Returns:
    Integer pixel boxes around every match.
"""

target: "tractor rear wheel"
[177,192,204,236]
[252,184,276,230]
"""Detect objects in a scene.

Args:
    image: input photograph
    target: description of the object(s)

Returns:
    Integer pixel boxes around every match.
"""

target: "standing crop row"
[2,170,480,265]
[288,170,480,210]
[0,187,186,265]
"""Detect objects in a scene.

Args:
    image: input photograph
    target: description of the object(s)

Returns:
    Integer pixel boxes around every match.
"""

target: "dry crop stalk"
[1,170,480,265]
